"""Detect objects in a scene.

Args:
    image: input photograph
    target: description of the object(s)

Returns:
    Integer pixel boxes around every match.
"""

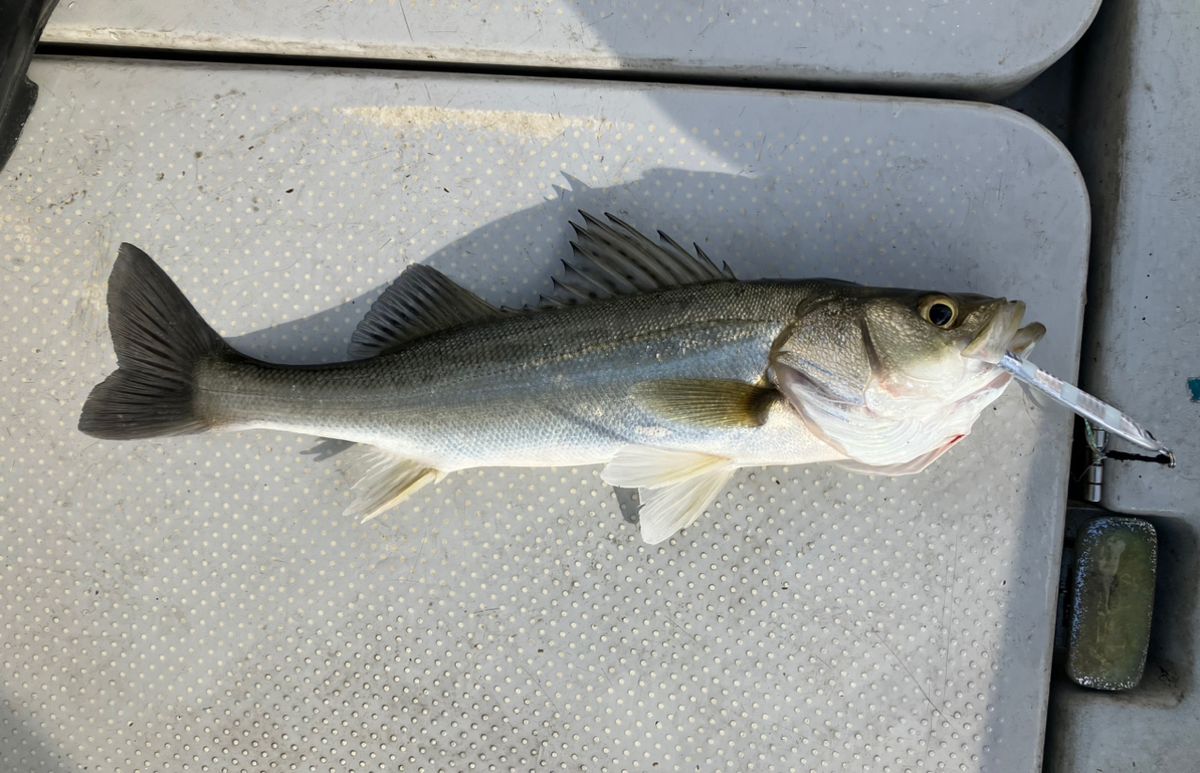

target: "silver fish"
[80,212,1047,543]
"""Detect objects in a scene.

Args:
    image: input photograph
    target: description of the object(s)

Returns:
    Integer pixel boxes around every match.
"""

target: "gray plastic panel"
[42,0,1099,96]
[1076,0,1200,520]
[1047,0,1200,768]
[0,59,1087,771]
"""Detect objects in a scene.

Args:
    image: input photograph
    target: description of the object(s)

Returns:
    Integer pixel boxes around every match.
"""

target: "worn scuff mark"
[871,628,947,721]
[74,227,114,342]
[341,105,613,141]
[397,0,415,41]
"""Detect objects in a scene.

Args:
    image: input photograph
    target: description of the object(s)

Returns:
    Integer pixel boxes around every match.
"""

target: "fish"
[79,212,1047,543]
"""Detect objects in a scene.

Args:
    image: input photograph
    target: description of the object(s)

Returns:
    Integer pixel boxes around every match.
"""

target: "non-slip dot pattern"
[42,0,1099,93]
[0,60,1087,771]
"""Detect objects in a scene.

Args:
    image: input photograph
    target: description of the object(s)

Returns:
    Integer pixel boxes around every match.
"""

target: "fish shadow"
[214,168,880,487]
[222,166,1001,364]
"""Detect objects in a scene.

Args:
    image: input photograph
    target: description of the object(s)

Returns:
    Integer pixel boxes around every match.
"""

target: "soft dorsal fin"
[540,211,736,308]
[349,264,500,358]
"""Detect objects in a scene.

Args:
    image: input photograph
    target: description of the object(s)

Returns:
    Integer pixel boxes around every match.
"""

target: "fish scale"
[199,283,819,470]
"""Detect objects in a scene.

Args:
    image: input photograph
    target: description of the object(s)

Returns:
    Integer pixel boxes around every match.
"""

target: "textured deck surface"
[43,0,1098,95]
[0,59,1089,771]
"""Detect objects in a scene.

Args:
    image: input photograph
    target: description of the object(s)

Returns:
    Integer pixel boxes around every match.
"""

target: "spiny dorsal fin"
[349,264,500,358]
[543,211,736,308]
[340,445,442,522]
[632,379,776,429]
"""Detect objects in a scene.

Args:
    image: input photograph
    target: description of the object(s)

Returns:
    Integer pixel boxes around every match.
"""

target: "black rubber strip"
[0,0,58,172]
[35,40,935,100]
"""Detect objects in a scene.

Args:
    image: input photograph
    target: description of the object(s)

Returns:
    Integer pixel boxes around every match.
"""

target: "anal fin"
[340,446,442,522]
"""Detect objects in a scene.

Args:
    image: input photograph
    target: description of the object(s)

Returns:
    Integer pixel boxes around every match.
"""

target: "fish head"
[770,284,1045,472]
[862,291,1046,376]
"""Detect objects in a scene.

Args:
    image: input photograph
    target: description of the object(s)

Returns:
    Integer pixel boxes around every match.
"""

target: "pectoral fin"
[632,379,776,429]
[340,446,442,522]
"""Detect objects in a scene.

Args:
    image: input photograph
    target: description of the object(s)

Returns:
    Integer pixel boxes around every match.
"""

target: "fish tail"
[79,244,237,439]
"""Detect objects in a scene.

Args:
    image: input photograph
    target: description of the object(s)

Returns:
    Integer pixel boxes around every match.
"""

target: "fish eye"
[919,296,959,328]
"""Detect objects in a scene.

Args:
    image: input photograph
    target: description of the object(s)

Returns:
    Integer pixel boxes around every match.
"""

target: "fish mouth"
[960,300,1046,363]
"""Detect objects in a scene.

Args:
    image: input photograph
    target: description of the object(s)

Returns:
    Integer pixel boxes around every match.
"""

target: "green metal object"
[1067,516,1157,690]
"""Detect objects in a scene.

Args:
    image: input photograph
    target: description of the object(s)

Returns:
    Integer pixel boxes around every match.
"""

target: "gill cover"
[769,289,1039,474]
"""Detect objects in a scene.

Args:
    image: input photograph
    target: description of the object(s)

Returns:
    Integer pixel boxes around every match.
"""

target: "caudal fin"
[79,244,232,439]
